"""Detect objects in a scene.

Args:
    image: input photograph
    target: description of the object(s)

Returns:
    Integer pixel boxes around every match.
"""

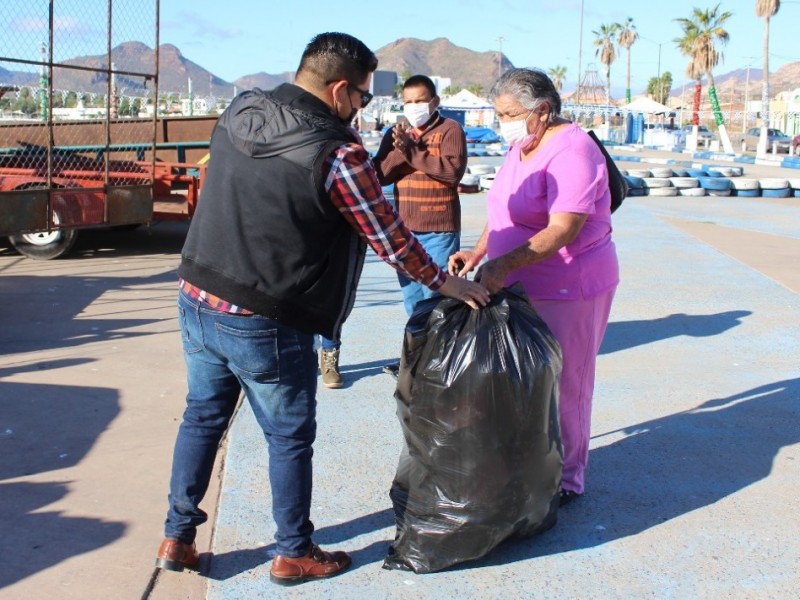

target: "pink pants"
[531,288,616,494]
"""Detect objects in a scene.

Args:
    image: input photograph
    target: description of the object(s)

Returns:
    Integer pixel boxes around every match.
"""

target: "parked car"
[681,124,714,143]
[744,127,792,153]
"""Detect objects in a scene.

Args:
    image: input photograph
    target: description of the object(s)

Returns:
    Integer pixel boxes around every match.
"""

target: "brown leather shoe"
[270,543,351,586]
[155,538,200,572]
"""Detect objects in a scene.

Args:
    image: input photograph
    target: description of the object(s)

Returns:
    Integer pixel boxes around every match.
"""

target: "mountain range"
[2,38,799,102]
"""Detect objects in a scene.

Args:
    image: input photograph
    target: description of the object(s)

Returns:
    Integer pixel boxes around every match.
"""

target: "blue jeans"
[318,335,340,351]
[398,231,460,316]
[165,290,318,557]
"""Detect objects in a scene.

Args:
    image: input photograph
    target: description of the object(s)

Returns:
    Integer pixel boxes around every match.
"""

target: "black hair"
[403,74,437,98]
[296,32,378,86]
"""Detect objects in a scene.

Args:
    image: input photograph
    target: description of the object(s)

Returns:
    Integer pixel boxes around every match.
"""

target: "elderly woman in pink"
[448,68,619,506]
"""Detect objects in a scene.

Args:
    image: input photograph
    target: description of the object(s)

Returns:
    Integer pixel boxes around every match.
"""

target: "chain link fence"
[0,0,159,242]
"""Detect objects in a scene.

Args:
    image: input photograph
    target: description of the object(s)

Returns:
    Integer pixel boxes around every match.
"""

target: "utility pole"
[657,43,662,103]
[496,36,506,81]
[742,58,755,134]
[576,0,584,103]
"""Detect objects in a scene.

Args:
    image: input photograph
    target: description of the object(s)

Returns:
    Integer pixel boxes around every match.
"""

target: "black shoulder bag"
[587,130,627,214]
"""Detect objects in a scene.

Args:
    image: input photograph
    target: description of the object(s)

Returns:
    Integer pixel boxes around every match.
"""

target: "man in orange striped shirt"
[374,75,468,376]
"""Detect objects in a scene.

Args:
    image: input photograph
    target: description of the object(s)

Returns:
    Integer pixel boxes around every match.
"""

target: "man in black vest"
[155,32,489,586]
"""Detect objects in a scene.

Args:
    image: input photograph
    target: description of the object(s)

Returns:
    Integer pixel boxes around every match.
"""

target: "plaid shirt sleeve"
[323,143,445,290]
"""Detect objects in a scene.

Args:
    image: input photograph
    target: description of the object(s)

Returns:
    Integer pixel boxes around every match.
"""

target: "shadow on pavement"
[205,378,798,578]
[0,481,126,588]
[206,509,395,581]
[0,377,126,587]
[600,310,752,354]
[473,377,800,567]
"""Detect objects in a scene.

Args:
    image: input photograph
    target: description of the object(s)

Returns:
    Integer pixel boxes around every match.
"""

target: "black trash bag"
[383,284,563,574]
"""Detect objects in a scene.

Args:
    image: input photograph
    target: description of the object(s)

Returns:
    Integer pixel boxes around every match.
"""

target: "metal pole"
[576,0,584,103]
[657,44,662,103]
[743,63,750,134]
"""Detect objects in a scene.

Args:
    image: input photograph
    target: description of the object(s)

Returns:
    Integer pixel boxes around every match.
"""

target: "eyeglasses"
[347,83,373,108]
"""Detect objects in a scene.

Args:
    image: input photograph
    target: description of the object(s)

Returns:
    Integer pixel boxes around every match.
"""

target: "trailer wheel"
[8,211,78,260]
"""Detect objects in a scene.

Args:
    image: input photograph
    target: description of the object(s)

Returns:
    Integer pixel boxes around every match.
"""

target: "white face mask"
[499,111,535,147]
[403,102,431,128]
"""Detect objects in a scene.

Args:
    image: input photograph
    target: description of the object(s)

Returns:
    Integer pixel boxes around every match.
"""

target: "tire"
[9,210,78,260]
[706,189,732,197]
[788,179,800,190]
[623,175,645,189]
[732,189,760,197]
[642,177,672,188]
[647,187,678,196]
[686,169,708,178]
[706,166,740,178]
[697,177,732,191]
[468,164,494,175]
[761,187,791,198]
[678,187,707,197]
[672,168,689,177]
[730,178,759,190]
[627,169,652,178]
[650,167,674,178]
[759,178,789,190]
[669,177,700,189]
[460,174,480,186]
[479,175,495,190]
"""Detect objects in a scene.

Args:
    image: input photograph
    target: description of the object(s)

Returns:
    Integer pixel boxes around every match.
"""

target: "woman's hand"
[438,275,490,310]
[474,258,510,295]
[448,249,483,276]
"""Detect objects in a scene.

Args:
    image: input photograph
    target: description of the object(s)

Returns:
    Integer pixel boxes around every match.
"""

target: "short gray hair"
[489,68,561,120]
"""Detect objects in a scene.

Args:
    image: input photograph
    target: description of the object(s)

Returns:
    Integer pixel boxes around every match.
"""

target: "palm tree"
[593,23,620,106]
[547,65,567,92]
[616,18,639,104]
[675,20,704,132]
[674,4,735,154]
[756,0,780,155]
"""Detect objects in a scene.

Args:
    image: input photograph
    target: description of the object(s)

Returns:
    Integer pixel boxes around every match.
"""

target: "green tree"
[675,4,734,153]
[547,65,567,92]
[119,97,131,116]
[467,83,484,97]
[647,71,673,105]
[616,18,639,104]
[13,87,38,115]
[64,91,78,108]
[395,69,412,98]
[755,0,780,155]
[131,98,142,116]
[593,22,621,105]
[442,85,460,97]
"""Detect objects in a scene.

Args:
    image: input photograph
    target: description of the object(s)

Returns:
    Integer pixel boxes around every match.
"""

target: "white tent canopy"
[620,96,673,114]
[440,89,493,109]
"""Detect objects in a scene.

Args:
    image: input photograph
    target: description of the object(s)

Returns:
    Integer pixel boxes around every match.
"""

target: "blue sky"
[3,0,798,95]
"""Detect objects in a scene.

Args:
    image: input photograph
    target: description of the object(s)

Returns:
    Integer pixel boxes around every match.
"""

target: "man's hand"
[448,250,483,277]
[438,275,491,310]
[393,122,413,153]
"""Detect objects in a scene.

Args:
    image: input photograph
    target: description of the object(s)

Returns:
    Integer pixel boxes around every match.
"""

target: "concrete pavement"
[0,149,798,599]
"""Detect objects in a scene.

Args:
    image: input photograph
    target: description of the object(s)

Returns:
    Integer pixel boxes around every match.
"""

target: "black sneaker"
[382,361,400,379]
[559,490,581,507]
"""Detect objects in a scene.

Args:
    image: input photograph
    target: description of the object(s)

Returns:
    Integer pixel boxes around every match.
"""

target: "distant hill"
[233,72,294,92]
[374,37,511,93]
[2,39,798,102]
